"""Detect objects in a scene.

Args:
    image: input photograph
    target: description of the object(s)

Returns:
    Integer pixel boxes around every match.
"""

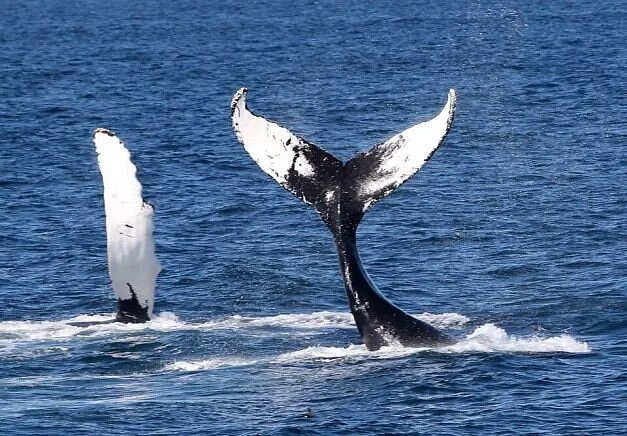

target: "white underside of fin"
[93,129,161,317]
[231,88,303,185]
[357,89,457,208]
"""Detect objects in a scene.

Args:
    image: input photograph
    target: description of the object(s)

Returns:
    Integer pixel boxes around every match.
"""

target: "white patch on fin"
[294,154,314,177]
[231,88,344,215]
[93,128,161,317]
[349,89,457,211]
[231,88,300,185]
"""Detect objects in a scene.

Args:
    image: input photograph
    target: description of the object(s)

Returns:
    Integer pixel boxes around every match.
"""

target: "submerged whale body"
[231,88,457,350]
[93,128,161,323]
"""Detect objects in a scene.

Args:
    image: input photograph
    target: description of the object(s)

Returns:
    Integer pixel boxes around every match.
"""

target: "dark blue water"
[1,0,625,434]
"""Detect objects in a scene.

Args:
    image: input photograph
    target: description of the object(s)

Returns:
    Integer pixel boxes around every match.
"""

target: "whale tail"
[231,88,456,226]
[93,128,161,323]
[231,88,457,350]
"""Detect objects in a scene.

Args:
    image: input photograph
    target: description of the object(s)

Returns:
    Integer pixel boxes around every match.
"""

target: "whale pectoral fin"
[231,88,343,221]
[93,128,161,322]
[344,89,457,214]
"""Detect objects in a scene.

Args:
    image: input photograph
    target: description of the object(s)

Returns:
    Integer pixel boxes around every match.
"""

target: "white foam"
[445,323,591,354]
[0,312,179,343]
[0,319,86,342]
[164,322,589,373]
[270,323,589,365]
[163,346,414,372]
[200,311,354,330]
[65,313,117,323]
[165,357,256,372]
[184,311,467,330]
[0,311,469,345]
[0,312,588,365]
[274,343,420,363]
[0,311,347,345]
[272,325,589,365]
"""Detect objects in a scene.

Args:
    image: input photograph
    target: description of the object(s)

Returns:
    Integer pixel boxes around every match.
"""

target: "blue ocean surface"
[1,0,625,434]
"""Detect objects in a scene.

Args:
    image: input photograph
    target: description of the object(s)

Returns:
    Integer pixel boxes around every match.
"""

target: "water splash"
[163,321,590,373]
[0,313,589,369]
[445,323,591,353]
[0,310,468,344]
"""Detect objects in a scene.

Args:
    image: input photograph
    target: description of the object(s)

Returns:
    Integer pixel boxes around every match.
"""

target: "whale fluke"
[232,88,457,350]
[231,88,343,225]
[345,89,456,217]
[93,128,161,323]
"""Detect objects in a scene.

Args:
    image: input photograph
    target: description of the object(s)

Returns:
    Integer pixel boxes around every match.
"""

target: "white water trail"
[269,323,590,366]
[162,321,590,373]
[0,311,468,344]
[167,324,591,373]
[0,312,589,370]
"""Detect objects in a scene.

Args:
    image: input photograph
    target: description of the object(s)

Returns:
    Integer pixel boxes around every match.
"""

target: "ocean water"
[0,0,625,434]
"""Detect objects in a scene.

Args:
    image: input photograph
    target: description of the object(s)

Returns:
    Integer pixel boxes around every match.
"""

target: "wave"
[0,311,468,343]
[1,312,589,370]
[444,323,590,353]
[164,323,590,373]
[274,324,590,361]
[194,311,468,330]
